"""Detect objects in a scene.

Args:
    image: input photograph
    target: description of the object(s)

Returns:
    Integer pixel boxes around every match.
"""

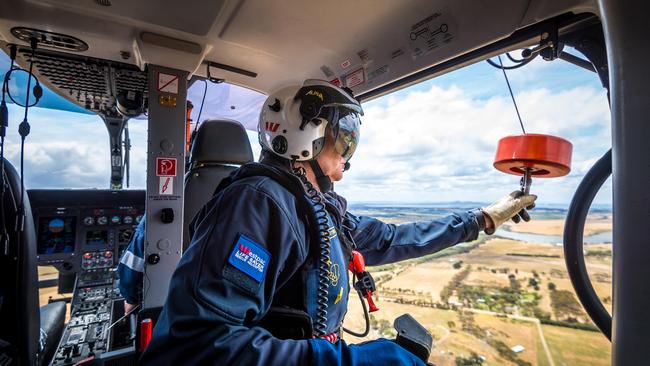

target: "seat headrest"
[190,119,254,164]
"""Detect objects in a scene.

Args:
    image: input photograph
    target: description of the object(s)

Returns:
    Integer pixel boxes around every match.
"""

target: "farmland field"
[342,206,612,365]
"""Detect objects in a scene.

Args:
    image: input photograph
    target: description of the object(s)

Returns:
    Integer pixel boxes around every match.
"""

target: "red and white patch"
[329,78,341,87]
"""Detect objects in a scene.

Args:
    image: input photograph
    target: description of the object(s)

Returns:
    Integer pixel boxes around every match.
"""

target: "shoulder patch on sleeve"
[227,234,271,283]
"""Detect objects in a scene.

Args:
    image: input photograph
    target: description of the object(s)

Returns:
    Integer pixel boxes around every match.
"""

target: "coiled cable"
[292,165,331,337]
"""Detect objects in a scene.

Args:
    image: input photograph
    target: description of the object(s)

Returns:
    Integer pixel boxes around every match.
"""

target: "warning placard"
[156,157,177,177]
[345,68,365,88]
[158,72,179,95]
[159,176,174,195]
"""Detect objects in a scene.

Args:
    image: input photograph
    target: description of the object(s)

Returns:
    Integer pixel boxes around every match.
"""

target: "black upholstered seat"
[183,119,253,250]
[38,301,66,366]
[0,158,67,366]
[0,158,41,365]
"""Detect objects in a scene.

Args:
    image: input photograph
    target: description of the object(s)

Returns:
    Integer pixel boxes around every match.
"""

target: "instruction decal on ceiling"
[157,72,179,95]
[408,11,455,59]
[356,49,372,64]
[367,65,389,82]
[345,68,365,88]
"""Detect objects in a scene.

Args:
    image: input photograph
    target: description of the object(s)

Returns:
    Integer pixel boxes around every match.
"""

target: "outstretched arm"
[348,210,484,266]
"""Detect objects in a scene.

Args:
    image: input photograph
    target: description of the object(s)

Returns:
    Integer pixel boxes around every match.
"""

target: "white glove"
[482,191,537,234]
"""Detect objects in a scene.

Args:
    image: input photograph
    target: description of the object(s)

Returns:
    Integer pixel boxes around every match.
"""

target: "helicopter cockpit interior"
[0,0,648,365]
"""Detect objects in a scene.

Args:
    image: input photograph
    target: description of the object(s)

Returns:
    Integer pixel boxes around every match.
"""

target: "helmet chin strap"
[309,160,333,192]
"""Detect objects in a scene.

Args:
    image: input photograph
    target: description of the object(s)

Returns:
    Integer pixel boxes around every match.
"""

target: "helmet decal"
[265,121,280,132]
[305,89,324,101]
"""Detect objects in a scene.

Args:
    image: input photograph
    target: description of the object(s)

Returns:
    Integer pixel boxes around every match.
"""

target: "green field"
[342,217,612,365]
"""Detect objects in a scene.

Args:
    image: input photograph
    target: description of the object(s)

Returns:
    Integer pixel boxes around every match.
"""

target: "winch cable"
[497,55,526,134]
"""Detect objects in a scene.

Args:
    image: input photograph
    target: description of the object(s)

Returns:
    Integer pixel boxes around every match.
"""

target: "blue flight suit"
[117,218,146,305]
[140,162,483,365]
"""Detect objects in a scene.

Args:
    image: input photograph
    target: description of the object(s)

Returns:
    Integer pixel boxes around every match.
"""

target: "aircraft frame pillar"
[598,1,650,364]
[142,65,188,310]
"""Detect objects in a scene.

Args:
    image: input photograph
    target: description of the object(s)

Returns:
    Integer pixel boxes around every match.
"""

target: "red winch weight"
[494,134,573,178]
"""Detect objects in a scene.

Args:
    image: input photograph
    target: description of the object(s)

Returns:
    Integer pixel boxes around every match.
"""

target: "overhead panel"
[213,0,531,94]
[0,0,598,96]
[28,0,227,36]
[12,45,147,118]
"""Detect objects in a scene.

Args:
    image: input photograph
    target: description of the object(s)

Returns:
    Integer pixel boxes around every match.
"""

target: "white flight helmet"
[258,79,363,162]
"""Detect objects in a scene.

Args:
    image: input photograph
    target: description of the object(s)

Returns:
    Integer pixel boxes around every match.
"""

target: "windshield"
[1,50,265,189]
[187,80,266,131]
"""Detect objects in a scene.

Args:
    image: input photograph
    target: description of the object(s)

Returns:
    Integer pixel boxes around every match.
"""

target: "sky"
[2,50,612,207]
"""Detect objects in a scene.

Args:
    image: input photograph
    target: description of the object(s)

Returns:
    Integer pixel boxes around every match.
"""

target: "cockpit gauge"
[97,216,108,225]
[135,215,143,224]
[83,216,94,226]
[111,215,121,225]
[123,215,133,224]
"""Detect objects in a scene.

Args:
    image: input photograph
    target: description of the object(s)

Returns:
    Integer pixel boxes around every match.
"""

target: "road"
[463,307,555,366]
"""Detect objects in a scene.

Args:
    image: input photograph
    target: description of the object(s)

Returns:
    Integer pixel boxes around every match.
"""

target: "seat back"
[0,158,40,365]
[183,119,253,250]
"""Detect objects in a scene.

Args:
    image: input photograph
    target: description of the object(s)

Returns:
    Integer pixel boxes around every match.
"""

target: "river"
[494,229,612,245]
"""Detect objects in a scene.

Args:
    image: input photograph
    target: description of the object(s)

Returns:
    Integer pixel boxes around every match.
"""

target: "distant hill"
[347,202,612,221]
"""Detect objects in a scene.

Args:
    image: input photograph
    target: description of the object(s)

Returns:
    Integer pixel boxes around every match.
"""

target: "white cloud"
[335,82,611,206]
[4,68,611,208]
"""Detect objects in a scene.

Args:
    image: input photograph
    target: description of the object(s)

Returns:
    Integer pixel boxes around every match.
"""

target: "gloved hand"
[482,191,537,234]
[309,338,426,366]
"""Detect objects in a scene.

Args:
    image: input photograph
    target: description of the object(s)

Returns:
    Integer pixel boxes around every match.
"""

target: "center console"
[29,189,144,365]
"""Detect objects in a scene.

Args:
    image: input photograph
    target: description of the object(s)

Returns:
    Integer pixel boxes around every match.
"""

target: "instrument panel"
[29,189,145,365]
[29,189,145,273]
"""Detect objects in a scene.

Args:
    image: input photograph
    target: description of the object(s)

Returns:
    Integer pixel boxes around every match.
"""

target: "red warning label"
[156,157,177,177]
[159,176,174,195]
[329,78,341,87]
[158,72,179,95]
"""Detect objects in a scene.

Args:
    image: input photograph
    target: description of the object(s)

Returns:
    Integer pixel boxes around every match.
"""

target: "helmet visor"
[334,110,361,161]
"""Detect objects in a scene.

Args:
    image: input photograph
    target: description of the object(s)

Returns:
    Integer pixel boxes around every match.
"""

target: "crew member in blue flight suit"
[140,79,536,365]
[117,217,145,315]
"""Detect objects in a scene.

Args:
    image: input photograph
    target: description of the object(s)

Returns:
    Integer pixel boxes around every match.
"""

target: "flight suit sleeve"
[117,218,145,305]
[348,210,482,266]
[139,182,312,365]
